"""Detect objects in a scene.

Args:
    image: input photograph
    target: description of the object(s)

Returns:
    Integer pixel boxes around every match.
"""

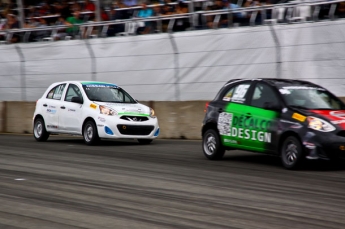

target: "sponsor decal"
[48,105,56,108]
[223,97,231,101]
[90,104,97,109]
[98,117,106,122]
[218,112,272,143]
[97,124,104,127]
[47,125,58,128]
[292,113,306,122]
[224,139,238,144]
[85,84,117,88]
[330,111,345,119]
[47,109,57,114]
[68,109,76,112]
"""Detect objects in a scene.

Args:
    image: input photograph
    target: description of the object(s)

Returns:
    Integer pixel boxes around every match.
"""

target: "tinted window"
[65,84,83,102]
[222,83,251,104]
[46,84,66,100]
[82,84,136,103]
[279,85,345,110]
[250,83,279,108]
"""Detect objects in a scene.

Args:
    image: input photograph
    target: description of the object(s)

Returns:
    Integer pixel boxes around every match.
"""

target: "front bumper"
[302,131,345,160]
[95,115,159,139]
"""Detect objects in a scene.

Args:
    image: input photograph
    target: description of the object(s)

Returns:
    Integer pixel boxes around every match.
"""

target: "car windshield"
[82,84,136,103]
[279,85,345,110]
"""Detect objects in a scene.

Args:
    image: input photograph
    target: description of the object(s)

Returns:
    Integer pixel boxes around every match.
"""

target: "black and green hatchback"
[202,78,345,169]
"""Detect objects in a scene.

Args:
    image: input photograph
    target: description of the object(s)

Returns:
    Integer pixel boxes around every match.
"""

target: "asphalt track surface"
[1,134,345,229]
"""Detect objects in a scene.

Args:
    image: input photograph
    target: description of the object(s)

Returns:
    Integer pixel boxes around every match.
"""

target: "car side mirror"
[71,96,83,104]
[135,99,139,103]
[263,102,281,111]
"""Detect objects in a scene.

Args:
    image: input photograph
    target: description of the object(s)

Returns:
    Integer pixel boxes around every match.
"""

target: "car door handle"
[246,113,252,118]
[61,106,66,109]
[218,108,223,113]
[43,104,47,107]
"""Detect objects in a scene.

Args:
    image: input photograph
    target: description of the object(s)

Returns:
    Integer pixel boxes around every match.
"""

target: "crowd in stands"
[1,0,345,43]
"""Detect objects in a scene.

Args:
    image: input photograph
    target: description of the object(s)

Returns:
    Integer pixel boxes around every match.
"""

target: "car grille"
[120,116,149,122]
[337,131,345,138]
[117,125,154,136]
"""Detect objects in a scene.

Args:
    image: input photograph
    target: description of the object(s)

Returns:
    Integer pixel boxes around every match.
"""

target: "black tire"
[83,120,100,146]
[33,117,50,142]
[202,129,225,160]
[137,139,153,145]
[281,136,304,169]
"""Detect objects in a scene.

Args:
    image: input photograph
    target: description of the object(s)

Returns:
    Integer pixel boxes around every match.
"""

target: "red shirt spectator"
[85,0,95,12]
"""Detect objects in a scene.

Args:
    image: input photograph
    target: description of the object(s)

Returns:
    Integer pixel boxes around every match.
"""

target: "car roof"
[52,81,118,87]
[225,78,320,88]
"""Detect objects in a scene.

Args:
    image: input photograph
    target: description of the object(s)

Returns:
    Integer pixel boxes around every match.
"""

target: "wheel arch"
[278,131,303,155]
[82,117,96,132]
[202,121,218,136]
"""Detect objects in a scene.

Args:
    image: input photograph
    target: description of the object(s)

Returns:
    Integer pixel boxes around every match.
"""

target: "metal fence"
[1,0,344,43]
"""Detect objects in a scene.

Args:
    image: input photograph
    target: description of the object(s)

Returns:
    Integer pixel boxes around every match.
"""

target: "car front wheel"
[202,129,225,160]
[83,120,99,145]
[281,136,304,169]
[33,117,50,142]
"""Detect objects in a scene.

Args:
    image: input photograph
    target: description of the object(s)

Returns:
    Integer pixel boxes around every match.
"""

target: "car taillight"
[204,102,209,112]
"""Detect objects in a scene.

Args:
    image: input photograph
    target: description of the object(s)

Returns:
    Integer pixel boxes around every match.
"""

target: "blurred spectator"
[172,1,189,31]
[101,7,109,21]
[54,16,69,40]
[3,14,20,43]
[60,0,72,19]
[136,3,153,34]
[338,2,345,18]
[34,18,50,41]
[84,0,95,12]
[107,7,125,36]
[66,11,83,38]
[123,0,138,7]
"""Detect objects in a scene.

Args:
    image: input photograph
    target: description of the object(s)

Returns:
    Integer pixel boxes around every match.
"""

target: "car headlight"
[150,108,156,118]
[307,116,335,132]
[99,105,117,116]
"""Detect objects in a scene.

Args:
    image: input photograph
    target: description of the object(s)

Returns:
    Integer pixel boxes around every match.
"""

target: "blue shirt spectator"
[138,4,153,18]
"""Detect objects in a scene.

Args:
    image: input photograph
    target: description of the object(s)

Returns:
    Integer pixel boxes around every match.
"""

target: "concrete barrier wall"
[1,99,345,139]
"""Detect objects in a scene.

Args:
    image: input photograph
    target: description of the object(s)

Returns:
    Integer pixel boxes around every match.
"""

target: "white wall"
[1,20,345,101]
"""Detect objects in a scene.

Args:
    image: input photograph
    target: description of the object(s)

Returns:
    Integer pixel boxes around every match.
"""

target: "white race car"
[33,81,159,145]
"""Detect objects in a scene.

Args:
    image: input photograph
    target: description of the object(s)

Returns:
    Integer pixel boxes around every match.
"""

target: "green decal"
[118,112,150,117]
[219,103,278,152]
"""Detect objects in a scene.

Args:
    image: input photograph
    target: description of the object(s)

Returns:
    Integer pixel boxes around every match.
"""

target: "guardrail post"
[84,39,97,81]
[14,45,26,101]
[168,33,181,101]
[268,24,282,79]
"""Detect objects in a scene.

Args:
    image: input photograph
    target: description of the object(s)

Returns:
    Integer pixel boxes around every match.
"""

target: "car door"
[217,81,254,149]
[246,82,281,153]
[59,83,84,133]
[42,83,67,132]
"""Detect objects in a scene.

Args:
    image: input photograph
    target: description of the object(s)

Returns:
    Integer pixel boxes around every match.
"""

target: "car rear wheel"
[202,129,225,160]
[33,117,50,142]
[137,139,153,144]
[83,120,100,146]
[281,136,304,169]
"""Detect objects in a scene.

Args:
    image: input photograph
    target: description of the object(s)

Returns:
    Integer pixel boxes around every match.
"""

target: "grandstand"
[0,0,345,43]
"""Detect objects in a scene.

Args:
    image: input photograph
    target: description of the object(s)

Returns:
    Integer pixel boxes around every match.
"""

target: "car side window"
[222,83,251,104]
[46,84,66,100]
[65,84,83,102]
[250,83,279,108]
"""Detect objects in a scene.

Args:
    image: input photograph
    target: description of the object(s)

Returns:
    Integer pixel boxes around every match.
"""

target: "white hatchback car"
[33,81,160,145]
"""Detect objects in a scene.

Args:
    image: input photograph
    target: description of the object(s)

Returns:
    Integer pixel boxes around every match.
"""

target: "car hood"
[309,110,345,128]
[95,102,151,116]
